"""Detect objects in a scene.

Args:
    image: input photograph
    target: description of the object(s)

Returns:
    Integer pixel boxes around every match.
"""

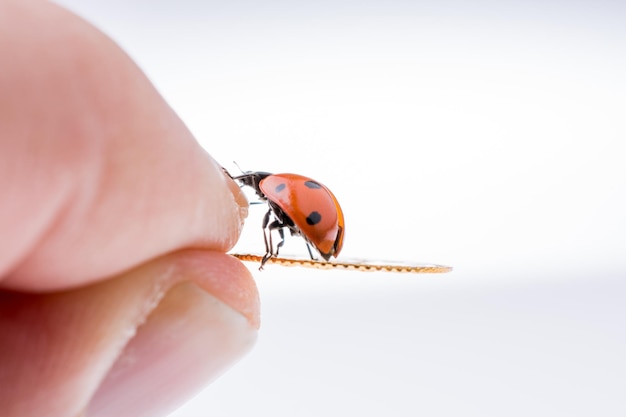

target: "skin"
[0,2,260,417]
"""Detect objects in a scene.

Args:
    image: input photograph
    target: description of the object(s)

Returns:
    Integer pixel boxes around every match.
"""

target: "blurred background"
[56,1,626,416]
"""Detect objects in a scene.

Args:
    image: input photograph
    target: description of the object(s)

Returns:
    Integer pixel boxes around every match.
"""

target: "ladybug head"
[231,170,273,200]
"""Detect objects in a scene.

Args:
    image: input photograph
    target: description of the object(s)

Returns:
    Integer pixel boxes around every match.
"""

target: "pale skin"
[0,2,260,417]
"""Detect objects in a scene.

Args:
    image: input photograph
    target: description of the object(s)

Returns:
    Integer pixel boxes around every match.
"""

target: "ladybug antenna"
[232,161,246,175]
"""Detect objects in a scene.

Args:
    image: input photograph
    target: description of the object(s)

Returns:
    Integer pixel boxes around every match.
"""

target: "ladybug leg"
[275,227,286,255]
[260,209,273,268]
[305,242,318,261]
[260,210,288,268]
[265,220,286,257]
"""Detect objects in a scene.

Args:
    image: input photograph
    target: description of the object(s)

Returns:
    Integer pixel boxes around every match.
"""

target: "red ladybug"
[229,170,345,268]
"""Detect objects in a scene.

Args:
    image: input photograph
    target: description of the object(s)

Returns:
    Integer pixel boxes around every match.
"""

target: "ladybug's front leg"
[260,209,273,268]
[260,210,287,268]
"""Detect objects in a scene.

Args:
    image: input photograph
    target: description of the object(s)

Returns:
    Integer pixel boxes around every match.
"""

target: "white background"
[56,1,626,416]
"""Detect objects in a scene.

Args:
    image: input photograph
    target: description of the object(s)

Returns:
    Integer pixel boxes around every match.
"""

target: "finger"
[0,250,260,417]
[0,2,247,291]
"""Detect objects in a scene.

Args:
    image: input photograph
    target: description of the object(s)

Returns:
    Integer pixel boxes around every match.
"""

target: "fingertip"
[171,250,260,329]
[88,284,257,417]
[0,250,260,417]
[87,250,260,417]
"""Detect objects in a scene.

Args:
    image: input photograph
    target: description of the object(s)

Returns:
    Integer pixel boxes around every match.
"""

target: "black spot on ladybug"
[306,211,322,225]
[275,183,286,192]
[304,181,322,189]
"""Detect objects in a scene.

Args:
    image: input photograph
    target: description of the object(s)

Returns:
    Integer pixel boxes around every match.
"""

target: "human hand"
[0,2,259,417]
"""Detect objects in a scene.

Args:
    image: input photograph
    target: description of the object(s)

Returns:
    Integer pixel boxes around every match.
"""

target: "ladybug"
[228,169,345,268]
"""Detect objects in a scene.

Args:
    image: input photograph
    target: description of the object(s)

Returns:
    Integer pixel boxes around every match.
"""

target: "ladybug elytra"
[229,170,345,268]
